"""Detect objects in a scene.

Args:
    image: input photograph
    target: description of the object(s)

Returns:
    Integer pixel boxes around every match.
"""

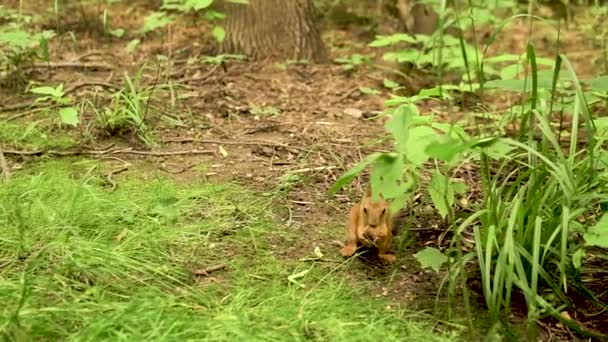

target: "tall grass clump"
[461,50,608,339]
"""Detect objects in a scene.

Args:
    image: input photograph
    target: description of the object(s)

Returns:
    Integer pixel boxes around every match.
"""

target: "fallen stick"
[106,165,130,191]
[2,148,215,157]
[29,61,114,71]
[162,137,292,148]
[193,263,228,276]
[290,166,337,174]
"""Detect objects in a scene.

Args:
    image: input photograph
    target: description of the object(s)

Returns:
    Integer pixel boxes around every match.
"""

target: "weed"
[0,9,54,89]
[94,67,158,145]
[334,53,372,71]
[29,84,80,127]
[0,121,76,150]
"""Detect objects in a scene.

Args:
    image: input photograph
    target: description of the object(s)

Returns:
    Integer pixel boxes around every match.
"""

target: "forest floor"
[1,2,606,341]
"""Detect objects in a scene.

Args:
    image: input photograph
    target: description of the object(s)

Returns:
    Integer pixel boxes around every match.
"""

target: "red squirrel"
[340,186,397,264]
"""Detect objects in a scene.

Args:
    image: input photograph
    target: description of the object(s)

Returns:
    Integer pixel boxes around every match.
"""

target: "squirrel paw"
[340,244,357,257]
[379,253,396,264]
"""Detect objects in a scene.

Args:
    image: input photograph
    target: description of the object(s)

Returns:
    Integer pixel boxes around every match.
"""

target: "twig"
[299,257,343,263]
[72,50,116,62]
[161,163,196,174]
[162,137,296,149]
[177,64,220,84]
[331,86,361,105]
[0,147,10,181]
[2,148,215,157]
[64,81,121,95]
[0,101,42,113]
[5,108,46,121]
[290,200,314,205]
[106,165,130,191]
[290,166,337,174]
[193,263,228,276]
[1,82,119,114]
[28,61,114,71]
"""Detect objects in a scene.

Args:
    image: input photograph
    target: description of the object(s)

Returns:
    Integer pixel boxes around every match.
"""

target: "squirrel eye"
[363,207,368,214]
[381,208,386,215]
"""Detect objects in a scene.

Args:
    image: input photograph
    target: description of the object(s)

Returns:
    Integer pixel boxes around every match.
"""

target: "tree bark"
[218,0,328,63]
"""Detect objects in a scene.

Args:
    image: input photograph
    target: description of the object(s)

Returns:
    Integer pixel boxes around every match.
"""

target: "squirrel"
[339,186,400,264]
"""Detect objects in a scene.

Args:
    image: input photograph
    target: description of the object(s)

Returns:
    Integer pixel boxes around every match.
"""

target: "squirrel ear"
[365,186,372,197]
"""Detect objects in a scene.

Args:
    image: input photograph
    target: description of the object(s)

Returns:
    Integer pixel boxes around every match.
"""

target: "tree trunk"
[218,0,328,63]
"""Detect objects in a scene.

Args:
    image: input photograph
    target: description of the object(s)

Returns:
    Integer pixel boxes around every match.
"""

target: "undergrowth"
[0,121,76,150]
[0,160,460,341]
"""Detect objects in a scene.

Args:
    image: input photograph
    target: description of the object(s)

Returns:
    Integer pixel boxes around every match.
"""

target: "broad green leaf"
[484,54,522,64]
[499,63,520,80]
[414,247,448,272]
[141,12,174,34]
[428,171,453,219]
[370,153,405,201]
[203,10,227,20]
[30,85,63,98]
[329,153,381,194]
[59,107,79,127]
[359,87,380,95]
[212,26,226,43]
[572,248,585,270]
[190,0,213,10]
[125,39,141,53]
[425,138,467,163]
[383,50,420,63]
[474,137,515,159]
[384,95,410,107]
[589,76,608,91]
[417,87,444,98]
[584,214,608,248]
[452,181,467,194]
[383,78,399,89]
[109,28,125,38]
[369,33,417,47]
[385,104,416,154]
[406,126,436,166]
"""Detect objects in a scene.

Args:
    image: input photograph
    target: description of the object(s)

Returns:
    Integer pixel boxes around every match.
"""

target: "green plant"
[331,43,608,339]
[200,53,247,65]
[95,67,158,145]
[29,84,80,127]
[334,53,372,71]
[144,0,249,42]
[460,54,608,341]
[0,11,54,87]
[140,11,174,34]
[250,105,280,117]
[102,8,125,38]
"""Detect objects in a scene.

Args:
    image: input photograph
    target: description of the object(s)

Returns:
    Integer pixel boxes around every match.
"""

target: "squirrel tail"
[391,207,408,236]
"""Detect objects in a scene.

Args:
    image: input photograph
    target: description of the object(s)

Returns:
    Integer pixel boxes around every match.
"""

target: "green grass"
[0,159,460,341]
[0,121,76,150]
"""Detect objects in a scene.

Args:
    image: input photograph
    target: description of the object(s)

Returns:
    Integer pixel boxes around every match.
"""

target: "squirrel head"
[360,186,390,242]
